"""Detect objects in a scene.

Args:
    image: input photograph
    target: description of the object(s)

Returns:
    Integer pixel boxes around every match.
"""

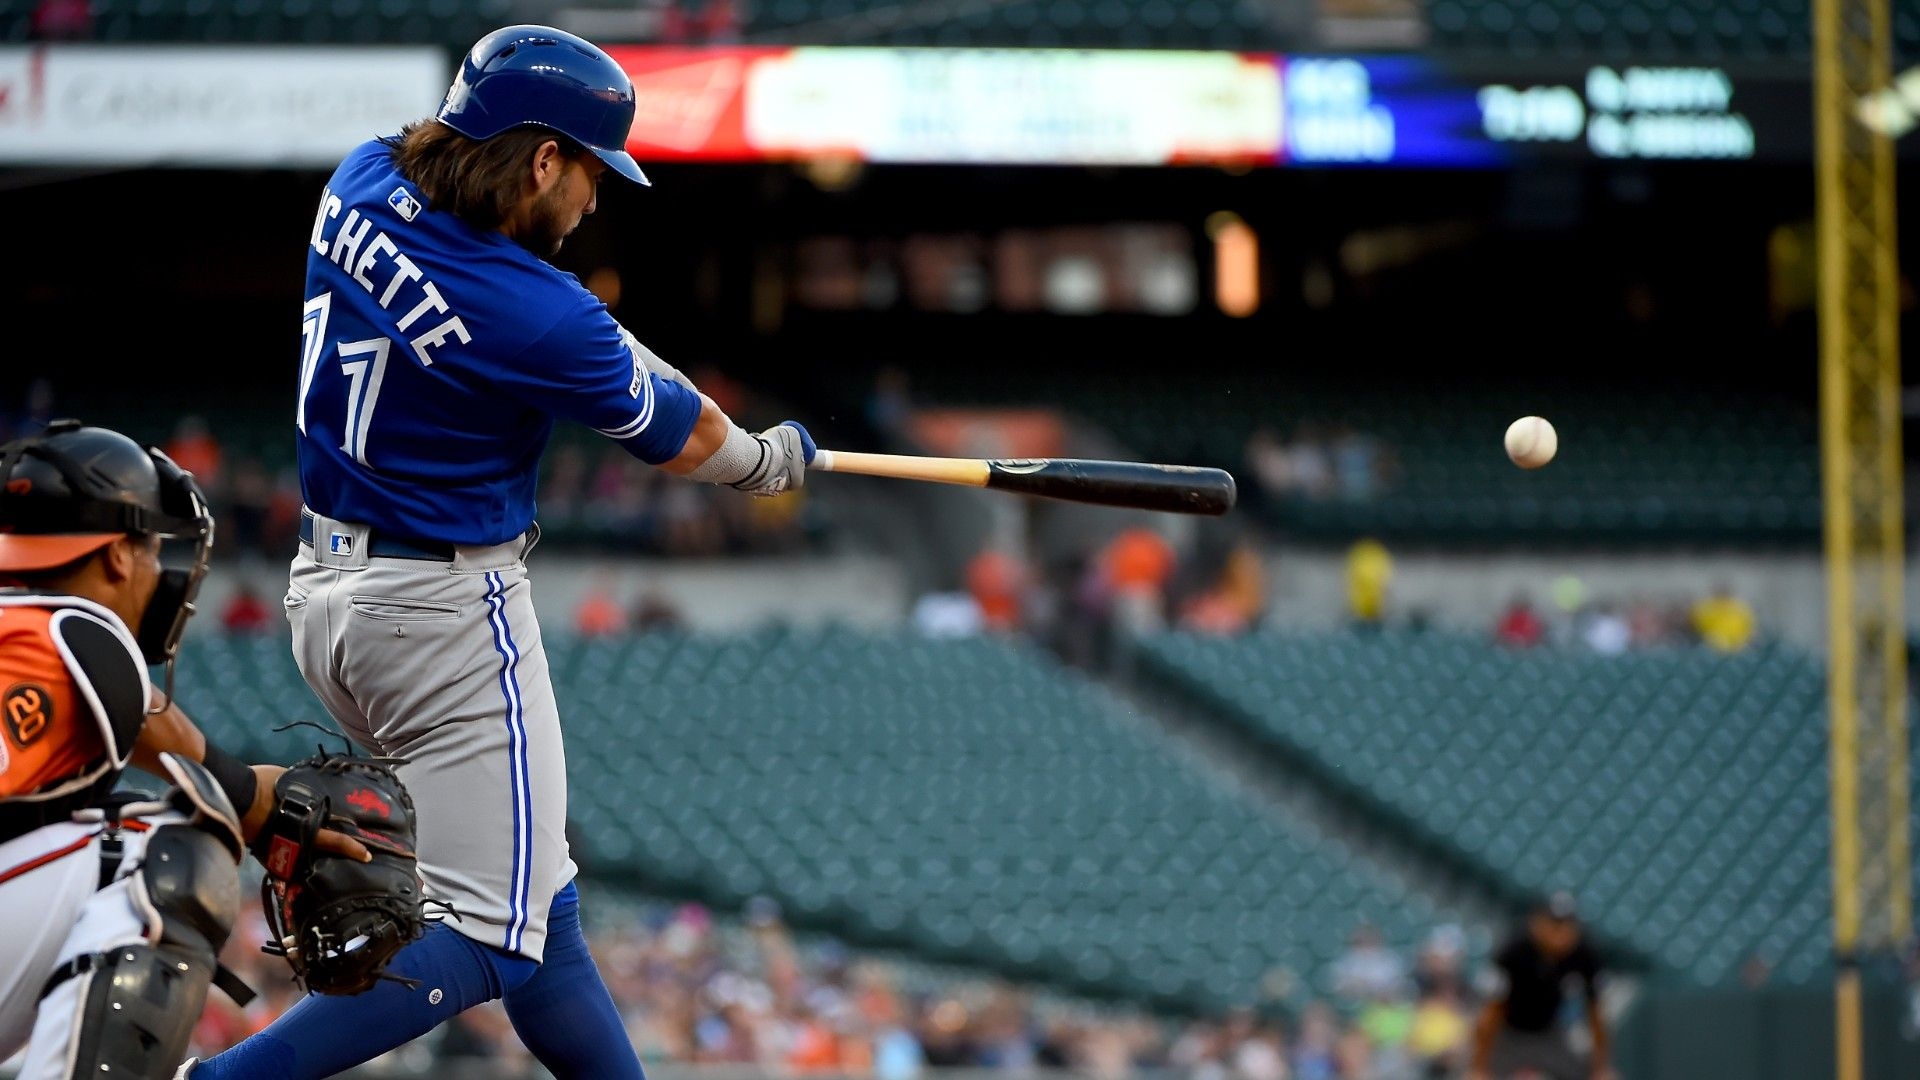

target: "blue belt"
[299,510,457,561]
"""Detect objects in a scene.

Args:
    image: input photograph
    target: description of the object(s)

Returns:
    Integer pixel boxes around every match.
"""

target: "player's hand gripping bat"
[810,450,1236,516]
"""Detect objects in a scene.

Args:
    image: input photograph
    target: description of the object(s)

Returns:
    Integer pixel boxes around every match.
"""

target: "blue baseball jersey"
[297,138,702,546]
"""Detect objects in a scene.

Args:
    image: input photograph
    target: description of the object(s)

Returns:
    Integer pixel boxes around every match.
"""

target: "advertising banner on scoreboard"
[0,45,446,167]
[610,45,1826,168]
[610,46,1284,166]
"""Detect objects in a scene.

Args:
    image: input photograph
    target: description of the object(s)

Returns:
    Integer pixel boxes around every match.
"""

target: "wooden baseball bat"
[811,450,1236,516]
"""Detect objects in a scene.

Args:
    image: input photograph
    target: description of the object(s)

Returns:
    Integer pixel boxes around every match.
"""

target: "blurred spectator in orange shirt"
[1104,529,1175,622]
[1097,527,1178,644]
[787,1004,844,1073]
[575,572,628,636]
[1179,543,1265,635]
[165,415,225,494]
[1104,528,1175,595]
[965,548,1030,632]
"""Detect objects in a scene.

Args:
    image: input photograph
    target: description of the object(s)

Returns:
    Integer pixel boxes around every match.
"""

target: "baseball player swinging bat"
[811,449,1237,516]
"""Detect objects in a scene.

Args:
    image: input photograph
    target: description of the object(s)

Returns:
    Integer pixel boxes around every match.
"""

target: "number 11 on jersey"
[299,290,393,467]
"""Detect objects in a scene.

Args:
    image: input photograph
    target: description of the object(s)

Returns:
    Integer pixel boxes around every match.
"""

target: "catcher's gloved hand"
[252,751,430,995]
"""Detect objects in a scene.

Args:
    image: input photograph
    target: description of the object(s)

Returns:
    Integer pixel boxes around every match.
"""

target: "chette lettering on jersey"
[296,139,704,546]
[310,187,473,367]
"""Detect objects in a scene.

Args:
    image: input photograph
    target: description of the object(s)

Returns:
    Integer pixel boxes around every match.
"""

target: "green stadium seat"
[172,627,1482,1009]
[1138,628,1877,987]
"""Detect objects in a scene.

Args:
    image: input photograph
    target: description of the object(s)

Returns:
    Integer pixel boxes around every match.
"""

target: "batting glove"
[731,421,815,496]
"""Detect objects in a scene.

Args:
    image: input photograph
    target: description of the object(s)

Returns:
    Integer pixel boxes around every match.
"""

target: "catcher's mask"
[0,419,215,700]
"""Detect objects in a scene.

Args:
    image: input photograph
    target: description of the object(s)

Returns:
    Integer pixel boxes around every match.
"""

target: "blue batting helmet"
[437,24,649,187]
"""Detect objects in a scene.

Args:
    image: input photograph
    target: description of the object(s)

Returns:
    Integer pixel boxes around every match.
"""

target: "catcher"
[0,420,426,1079]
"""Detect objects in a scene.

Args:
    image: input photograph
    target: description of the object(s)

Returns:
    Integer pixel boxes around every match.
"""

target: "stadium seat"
[1138,627,1898,987]
[173,624,1900,993]
[174,627,1472,1010]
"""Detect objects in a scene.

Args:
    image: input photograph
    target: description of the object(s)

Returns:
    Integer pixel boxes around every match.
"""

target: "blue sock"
[191,921,537,1080]
[503,881,646,1080]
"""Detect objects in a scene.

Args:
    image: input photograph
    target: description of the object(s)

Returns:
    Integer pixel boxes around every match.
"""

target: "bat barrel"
[986,459,1237,515]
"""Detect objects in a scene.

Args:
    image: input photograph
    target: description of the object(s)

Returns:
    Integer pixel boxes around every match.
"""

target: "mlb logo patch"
[329,532,354,556]
[388,187,422,221]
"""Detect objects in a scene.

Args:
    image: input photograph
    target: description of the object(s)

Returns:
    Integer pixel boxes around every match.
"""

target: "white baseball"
[1504,416,1557,469]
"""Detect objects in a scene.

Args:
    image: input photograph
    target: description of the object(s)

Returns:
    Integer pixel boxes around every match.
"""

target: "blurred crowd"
[910,525,1268,670]
[907,525,1764,671]
[0,382,1769,664]
[185,890,1495,1080]
[1342,538,1762,655]
[157,415,306,561]
[1489,583,1758,654]
[1244,427,1400,504]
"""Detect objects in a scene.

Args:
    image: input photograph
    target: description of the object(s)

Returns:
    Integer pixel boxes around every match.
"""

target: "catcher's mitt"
[253,751,430,995]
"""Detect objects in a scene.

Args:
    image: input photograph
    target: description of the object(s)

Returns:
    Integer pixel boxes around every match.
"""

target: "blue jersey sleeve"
[503,301,703,465]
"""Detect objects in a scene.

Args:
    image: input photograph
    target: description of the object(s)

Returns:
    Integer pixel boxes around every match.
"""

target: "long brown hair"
[381,120,590,231]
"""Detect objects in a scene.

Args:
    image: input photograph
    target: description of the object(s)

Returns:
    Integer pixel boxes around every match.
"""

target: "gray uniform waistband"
[299,509,537,573]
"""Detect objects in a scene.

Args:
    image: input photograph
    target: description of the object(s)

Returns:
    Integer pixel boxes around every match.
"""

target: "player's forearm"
[658,394,731,475]
[134,689,264,833]
[131,690,208,778]
[240,764,283,840]
[658,395,814,495]
[1588,1004,1610,1062]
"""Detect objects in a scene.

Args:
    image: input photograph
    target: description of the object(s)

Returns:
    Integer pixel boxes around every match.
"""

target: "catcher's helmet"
[0,420,214,666]
[436,24,649,188]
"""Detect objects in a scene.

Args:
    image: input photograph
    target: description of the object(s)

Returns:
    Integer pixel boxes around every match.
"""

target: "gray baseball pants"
[286,512,574,961]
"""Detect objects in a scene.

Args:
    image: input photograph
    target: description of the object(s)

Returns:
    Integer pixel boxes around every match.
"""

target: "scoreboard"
[1285,56,1810,166]
[0,44,1878,169]
[608,45,1844,168]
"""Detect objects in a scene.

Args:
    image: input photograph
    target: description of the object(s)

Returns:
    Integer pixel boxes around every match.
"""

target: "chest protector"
[0,592,147,840]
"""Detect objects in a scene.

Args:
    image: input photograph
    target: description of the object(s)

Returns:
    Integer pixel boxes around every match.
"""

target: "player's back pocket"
[348,595,462,622]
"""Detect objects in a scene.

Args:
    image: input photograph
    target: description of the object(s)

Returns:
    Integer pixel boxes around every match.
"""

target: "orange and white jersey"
[0,592,146,820]
[0,595,154,1064]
